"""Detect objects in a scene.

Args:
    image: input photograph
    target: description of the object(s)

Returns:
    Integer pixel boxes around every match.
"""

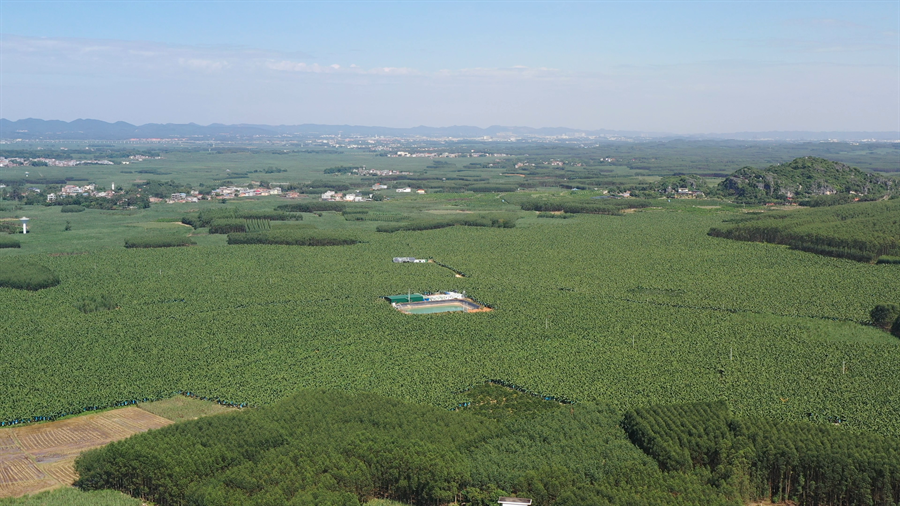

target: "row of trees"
[518,198,653,215]
[375,213,518,233]
[226,229,359,246]
[708,199,900,263]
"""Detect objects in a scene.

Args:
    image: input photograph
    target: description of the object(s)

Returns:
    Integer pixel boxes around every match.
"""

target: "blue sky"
[1,1,898,133]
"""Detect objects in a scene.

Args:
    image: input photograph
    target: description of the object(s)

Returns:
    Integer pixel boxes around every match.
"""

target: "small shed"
[498,498,532,506]
[384,294,425,303]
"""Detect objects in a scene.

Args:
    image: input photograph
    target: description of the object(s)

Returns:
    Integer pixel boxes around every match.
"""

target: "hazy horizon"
[2,1,898,134]
[3,117,900,140]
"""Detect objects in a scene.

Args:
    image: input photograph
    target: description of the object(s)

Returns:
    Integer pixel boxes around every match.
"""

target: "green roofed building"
[385,294,425,303]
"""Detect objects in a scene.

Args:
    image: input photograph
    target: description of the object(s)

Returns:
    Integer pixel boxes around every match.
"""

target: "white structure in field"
[393,257,431,264]
[425,291,465,301]
[20,217,29,234]
[498,498,532,506]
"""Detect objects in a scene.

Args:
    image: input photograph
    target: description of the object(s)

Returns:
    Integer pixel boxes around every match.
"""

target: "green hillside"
[718,157,895,203]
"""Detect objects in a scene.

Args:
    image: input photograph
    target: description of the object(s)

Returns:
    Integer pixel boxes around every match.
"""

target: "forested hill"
[718,157,895,203]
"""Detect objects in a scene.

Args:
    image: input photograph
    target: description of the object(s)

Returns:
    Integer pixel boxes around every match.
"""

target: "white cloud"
[266,60,330,73]
[0,35,300,75]
[178,58,230,72]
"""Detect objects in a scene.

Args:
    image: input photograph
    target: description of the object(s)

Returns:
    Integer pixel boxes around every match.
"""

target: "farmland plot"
[0,408,171,498]
[0,212,898,437]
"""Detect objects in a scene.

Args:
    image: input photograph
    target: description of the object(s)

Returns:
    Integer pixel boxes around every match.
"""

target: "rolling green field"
[1,197,899,437]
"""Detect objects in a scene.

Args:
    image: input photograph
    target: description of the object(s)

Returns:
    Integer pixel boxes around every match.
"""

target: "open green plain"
[1,193,899,436]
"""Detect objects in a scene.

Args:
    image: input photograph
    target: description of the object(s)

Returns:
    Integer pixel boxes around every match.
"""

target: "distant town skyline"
[1,1,897,134]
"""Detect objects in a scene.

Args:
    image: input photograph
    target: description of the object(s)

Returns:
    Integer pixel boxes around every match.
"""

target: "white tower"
[111,182,115,191]
[20,217,29,234]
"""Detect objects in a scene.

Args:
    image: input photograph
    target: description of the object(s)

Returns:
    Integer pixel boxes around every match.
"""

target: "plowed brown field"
[0,407,172,498]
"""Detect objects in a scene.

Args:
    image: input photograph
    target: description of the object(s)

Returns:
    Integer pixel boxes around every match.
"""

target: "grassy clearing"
[138,395,236,422]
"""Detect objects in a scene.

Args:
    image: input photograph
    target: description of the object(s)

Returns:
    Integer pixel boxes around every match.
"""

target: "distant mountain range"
[1,118,897,142]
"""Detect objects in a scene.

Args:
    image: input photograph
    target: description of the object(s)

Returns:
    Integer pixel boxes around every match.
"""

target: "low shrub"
[0,260,60,290]
[537,212,575,219]
[61,205,86,213]
[192,209,301,228]
[376,213,518,233]
[208,219,247,234]
[74,294,118,314]
[228,230,358,246]
[467,184,520,193]
[0,236,20,248]
[870,304,899,330]
[124,236,196,248]
[520,199,653,215]
[181,216,199,228]
[275,202,346,213]
[0,222,19,234]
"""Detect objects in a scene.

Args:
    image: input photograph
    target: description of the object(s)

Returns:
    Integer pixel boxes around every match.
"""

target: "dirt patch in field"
[694,205,721,209]
[0,407,172,498]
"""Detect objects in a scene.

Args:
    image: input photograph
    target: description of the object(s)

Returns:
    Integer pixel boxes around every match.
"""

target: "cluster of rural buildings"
[387,151,507,158]
[672,188,706,198]
[320,187,424,201]
[45,184,118,202]
[149,191,202,204]
[320,191,371,202]
[0,157,114,167]
[209,186,283,198]
[120,155,162,164]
